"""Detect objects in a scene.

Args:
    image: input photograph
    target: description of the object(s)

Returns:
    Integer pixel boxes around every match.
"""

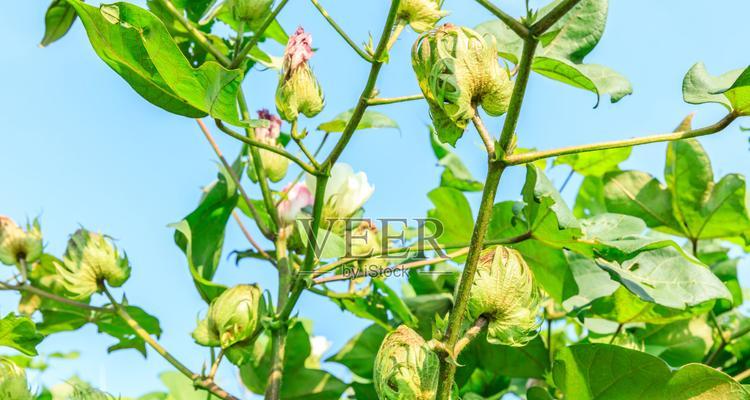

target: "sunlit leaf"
[40,0,77,47]
[317,109,399,133]
[0,313,44,356]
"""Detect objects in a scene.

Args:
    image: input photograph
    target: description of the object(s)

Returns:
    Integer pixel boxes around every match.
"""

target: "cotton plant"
[5,0,750,399]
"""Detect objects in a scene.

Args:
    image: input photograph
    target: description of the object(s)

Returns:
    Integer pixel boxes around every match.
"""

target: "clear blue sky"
[2,0,749,397]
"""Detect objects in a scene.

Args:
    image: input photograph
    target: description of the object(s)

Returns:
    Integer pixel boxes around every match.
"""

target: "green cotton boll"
[226,0,273,24]
[0,216,43,266]
[412,24,513,144]
[466,246,541,347]
[0,359,33,400]
[193,284,266,350]
[373,325,440,400]
[258,147,290,182]
[276,65,325,122]
[56,229,131,300]
[397,0,449,33]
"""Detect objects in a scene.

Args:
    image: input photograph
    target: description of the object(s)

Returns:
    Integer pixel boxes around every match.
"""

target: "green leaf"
[603,170,682,232]
[683,62,749,114]
[159,371,214,400]
[588,287,714,324]
[430,127,483,192]
[553,344,750,399]
[326,324,387,378]
[537,0,608,63]
[554,147,631,177]
[635,318,714,367]
[372,279,418,327]
[317,109,399,133]
[595,247,731,309]
[41,0,77,47]
[573,176,607,218]
[0,313,44,356]
[68,0,258,126]
[665,138,713,237]
[172,162,241,302]
[427,187,474,247]
[94,305,162,356]
[296,222,346,260]
[457,334,550,387]
[532,57,632,104]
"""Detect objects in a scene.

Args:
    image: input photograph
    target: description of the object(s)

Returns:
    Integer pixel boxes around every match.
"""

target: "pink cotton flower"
[283,27,314,72]
[277,182,314,225]
[255,109,282,141]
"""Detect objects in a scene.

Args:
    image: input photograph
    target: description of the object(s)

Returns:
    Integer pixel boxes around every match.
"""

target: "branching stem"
[309,0,373,62]
[367,94,424,106]
[231,0,291,69]
[474,0,529,39]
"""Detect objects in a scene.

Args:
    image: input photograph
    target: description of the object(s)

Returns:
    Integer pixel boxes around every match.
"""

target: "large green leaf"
[326,324,387,379]
[171,162,241,303]
[554,344,750,399]
[683,63,750,115]
[478,0,632,103]
[665,139,713,237]
[430,127,483,192]
[41,0,77,47]
[603,170,683,233]
[595,247,731,309]
[635,318,714,367]
[317,109,399,133]
[554,147,631,177]
[68,0,258,125]
[588,287,714,325]
[0,313,44,356]
[427,187,474,247]
[95,304,162,356]
[573,176,607,218]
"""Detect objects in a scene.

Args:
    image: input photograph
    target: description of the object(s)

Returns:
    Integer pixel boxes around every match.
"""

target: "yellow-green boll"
[225,0,273,24]
[397,0,449,33]
[193,284,266,350]
[466,246,541,347]
[350,220,387,273]
[56,229,131,300]
[412,24,513,145]
[276,27,324,122]
[0,216,42,266]
[0,359,33,400]
[373,325,440,400]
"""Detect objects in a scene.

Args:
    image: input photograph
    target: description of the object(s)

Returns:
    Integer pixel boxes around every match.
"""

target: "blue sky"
[2,0,750,397]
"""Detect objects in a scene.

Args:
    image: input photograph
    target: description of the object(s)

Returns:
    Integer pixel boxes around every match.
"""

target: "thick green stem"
[498,37,538,153]
[155,0,232,66]
[474,0,529,39]
[435,161,505,400]
[531,0,584,34]
[266,237,290,400]
[237,91,281,232]
[102,287,239,400]
[505,113,737,166]
[310,0,373,62]
[231,0,291,69]
[322,0,402,168]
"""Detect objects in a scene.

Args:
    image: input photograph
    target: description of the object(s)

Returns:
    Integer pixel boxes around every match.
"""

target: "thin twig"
[195,119,274,239]
[232,211,273,263]
[208,349,224,380]
[453,316,489,356]
[472,112,496,155]
[609,324,624,344]
[531,0,584,35]
[367,94,424,106]
[231,0,291,69]
[101,287,239,400]
[505,114,737,166]
[309,0,373,62]
[155,0,232,66]
[0,282,109,313]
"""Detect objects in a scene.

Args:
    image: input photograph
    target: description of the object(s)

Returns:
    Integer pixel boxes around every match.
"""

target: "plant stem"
[309,0,373,62]
[265,325,288,399]
[214,119,317,175]
[196,119,274,239]
[322,0,402,168]
[474,0,530,39]
[735,368,750,383]
[155,0,232,66]
[498,37,538,153]
[231,0,291,69]
[453,316,489,356]
[0,282,109,313]
[101,287,239,400]
[313,231,532,284]
[609,324,624,344]
[236,91,282,232]
[530,0,584,35]
[385,20,406,52]
[208,349,224,380]
[472,113,496,155]
[367,94,424,106]
[505,113,737,166]
[436,161,505,400]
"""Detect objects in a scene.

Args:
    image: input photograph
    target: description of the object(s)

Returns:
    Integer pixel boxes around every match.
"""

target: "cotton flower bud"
[412,24,513,145]
[225,0,273,24]
[192,284,266,350]
[466,246,541,347]
[56,229,131,300]
[397,0,449,33]
[277,182,314,226]
[253,109,289,182]
[350,220,387,272]
[276,27,324,121]
[373,325,439,400]
[306,163,375,224]
[0,359,32,400]
[0,217,42,266]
